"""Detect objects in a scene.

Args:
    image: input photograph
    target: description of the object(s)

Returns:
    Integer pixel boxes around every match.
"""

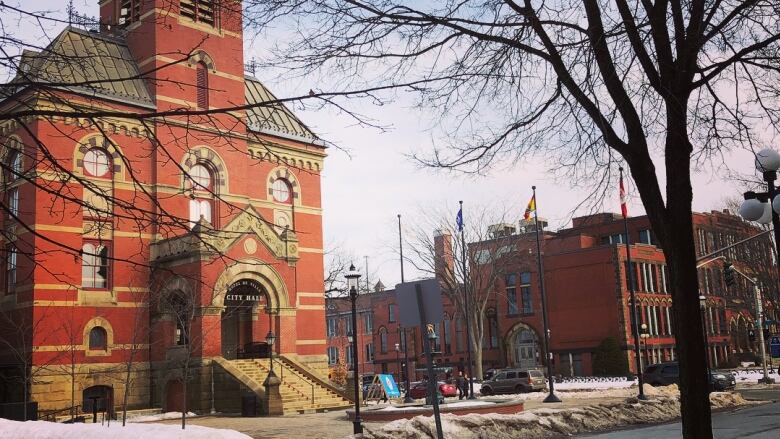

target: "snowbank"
[730,369,780,383]
[0,418,250,439]
[363,389,756,439]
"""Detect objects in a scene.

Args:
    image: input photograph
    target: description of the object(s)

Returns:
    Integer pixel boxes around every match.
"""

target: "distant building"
[328,210,775,381]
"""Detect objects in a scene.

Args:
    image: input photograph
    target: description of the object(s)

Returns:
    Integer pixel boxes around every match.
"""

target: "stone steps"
[225,358,350,414]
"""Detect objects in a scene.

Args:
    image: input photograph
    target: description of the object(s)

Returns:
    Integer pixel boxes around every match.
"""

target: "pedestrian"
[461,373,470,399]
[457,371,466,400]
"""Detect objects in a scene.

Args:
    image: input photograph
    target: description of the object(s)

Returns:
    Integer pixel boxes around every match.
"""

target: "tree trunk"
[471,311,484,380]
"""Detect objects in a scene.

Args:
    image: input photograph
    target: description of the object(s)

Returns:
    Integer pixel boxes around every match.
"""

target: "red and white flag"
[619,174,628,218]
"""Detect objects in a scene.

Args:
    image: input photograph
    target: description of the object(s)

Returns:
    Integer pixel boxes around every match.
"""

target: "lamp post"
[640,323,650,367]
[699,295,711,393]
[266,330,276,374]
[394,343,402,384]
[345,264,363,435]
[738,148,780,281]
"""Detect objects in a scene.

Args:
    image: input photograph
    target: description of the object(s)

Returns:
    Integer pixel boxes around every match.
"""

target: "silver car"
[480,369,547,395]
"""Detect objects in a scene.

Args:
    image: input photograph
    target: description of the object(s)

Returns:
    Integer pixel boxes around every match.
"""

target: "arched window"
[271,178,292,203]
[486,309,498,349]
[83,148,111,177]
[442,315,451,354]
[89,326,108,350]
[169,292,192,346]
[6,152,21,218]
[196,62,209,109]
[82,242,110,289]
[187,164,215,228]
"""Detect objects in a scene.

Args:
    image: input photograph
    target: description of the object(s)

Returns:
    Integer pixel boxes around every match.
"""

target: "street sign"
[770,337,780,358]
[396,279,444,328]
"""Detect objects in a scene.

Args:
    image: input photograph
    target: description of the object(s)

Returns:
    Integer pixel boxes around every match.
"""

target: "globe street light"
[345,264,363,435]
[739,148,780,284]
[266,330,276,374]
[640,323,650,368]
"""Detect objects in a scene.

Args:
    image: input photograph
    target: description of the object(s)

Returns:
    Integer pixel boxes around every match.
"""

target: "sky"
[0,1,765,289]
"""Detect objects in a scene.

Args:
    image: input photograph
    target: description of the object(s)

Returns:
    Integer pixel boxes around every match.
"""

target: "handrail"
[40,404,81,422]
[269,357,315,405]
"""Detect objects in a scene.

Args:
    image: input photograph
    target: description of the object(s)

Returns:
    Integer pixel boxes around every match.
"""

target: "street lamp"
[739,148,780,281]
[394,343,402,386]
[640,323,650,367]
[345,264,363,435]
[266,330,276,374]
[699,295,711,393]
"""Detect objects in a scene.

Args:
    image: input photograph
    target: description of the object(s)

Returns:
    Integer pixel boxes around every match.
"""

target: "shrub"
[592,337,630,376]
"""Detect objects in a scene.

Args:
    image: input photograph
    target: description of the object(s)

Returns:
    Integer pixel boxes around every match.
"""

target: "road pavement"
[580,387,780,439]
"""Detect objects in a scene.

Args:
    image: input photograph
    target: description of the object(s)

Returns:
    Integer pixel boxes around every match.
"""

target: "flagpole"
[398,214,414,403]
[620,167,647,400]
[459,201,476,399]
[533,186,561,403]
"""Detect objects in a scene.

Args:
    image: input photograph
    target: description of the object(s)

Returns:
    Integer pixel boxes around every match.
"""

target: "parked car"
[479,369,547,395]
[408,380,458,399]
[642,362,736,391]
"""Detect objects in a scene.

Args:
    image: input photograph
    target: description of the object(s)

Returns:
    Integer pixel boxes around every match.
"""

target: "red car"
[408,381,458,399]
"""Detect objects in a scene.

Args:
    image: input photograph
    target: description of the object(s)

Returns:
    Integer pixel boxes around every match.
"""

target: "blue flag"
[456,207,464,231]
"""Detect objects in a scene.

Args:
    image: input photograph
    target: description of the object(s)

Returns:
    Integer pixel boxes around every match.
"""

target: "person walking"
[457,371,466,400]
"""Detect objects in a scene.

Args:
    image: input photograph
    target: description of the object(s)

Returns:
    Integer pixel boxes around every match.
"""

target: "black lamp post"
[345,264,363,435]
[699,295,711,393]
[395,343,402,385]
[266,330,276,374]
[640,323,650,367]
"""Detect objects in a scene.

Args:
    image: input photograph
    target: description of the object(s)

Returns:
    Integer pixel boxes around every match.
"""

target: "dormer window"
[181,0,216,27]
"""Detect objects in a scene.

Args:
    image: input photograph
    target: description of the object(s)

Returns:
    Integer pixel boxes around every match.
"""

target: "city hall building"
[0,0,347,416]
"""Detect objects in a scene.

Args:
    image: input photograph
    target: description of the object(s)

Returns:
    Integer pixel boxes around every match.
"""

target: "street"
[580,388,780,439]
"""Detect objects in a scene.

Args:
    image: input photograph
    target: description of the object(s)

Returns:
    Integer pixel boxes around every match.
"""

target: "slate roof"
[4,27,154,108]
[245,77,317,141]
[3,26,319,143]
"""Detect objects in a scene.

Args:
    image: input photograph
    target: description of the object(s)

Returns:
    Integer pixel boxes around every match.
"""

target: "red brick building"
[329,210,775,382]
[0,1,338,415]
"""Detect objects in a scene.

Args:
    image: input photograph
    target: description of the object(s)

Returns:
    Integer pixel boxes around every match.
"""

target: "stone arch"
[156,276,196,314]
[267,166,301,206]
[212,259,291,312]
[74,134,125,180]
[82,316,115,356]
[504,322,542,369]
[181,146,228,194]
[188,50,216,72]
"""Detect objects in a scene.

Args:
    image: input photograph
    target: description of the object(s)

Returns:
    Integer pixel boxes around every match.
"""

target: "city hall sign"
[225,279,268,306]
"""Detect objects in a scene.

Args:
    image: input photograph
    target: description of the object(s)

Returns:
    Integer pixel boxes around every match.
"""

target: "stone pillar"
[262,371,283,416]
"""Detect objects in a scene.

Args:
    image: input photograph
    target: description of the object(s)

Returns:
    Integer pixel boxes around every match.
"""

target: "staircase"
[216,357,351,415]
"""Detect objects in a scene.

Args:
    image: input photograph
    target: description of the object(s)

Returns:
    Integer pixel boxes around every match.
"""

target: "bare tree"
[241,2,780,435]
[405,204,516,380]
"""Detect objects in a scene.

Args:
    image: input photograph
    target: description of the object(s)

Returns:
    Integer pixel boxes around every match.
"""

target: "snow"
[363,388,758,439]
[552,377,636,390]
[730,368,780,383]
[0,418,251,439]
[126,411,197,423]
[377,400,495,412]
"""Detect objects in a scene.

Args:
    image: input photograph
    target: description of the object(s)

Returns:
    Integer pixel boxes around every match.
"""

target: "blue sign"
[378,374,401,398]
[770,337,780,358]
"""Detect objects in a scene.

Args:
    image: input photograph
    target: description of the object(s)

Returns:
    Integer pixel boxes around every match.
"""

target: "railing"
[268,357,315,406]
[40,405,80,422]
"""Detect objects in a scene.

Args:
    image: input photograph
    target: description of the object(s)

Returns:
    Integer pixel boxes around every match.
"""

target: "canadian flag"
[620,174,628,218]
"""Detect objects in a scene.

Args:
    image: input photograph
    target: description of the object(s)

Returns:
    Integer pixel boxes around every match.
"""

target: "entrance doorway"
[221,279,269,359]
[165,380,184,413]
[512,326,540,370]
[82,385,113,418]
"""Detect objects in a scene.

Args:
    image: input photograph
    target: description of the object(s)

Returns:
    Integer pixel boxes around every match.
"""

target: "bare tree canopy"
[243,1,780,437]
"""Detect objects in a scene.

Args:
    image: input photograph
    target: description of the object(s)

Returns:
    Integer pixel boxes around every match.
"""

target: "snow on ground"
[553,377,636,390]
[730,369,780,383]
[0,418,250,439]
[126,411,197,423]
[363,388,757,439]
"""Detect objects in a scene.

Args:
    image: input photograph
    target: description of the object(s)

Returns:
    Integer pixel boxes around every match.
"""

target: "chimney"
[434,230,455,283]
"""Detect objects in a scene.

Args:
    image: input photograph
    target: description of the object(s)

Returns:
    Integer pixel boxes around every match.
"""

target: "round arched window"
[271,179,291,203]
[188,164,212,190]
[83,148,111,177]
[89,326,108,350]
